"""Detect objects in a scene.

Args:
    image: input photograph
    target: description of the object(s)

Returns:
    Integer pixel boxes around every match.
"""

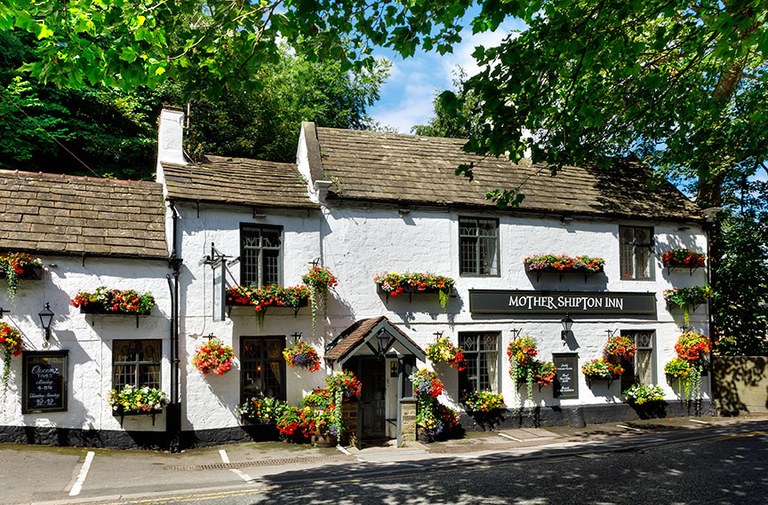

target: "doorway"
[349,357,387,442]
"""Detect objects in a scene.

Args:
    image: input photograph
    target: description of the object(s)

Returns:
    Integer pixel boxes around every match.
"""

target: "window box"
[0,265,43,280]
[225,285,309,315]
[72,287,155,323]
[112,407,163,426]
[661,248,706,275]
[374,272,455,308]
[524,255,605,282]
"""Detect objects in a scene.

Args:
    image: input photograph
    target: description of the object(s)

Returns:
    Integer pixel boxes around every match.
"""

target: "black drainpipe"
[166,200,183,452]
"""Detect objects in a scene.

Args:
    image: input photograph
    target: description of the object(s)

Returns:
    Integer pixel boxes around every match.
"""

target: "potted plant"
[301,266,338,335]
[225,284,310,325]
[663,285,713,326]
[374,272,455,308]
[72,286,155,315]
[0,322,23,396]
[425,335,466,370]
[410,368,459,442]
[301,388,333,409]
[325,370,363,402]
[109,385,168,425]
[282,340,321,372]
[311,408,339,447]
[192,338,235,375]
[661,249,706,269]
[623,383,666,419]
[582,358,623,385]
[462,390,505,431]
[237,396,287,440]
[0,253,43,299]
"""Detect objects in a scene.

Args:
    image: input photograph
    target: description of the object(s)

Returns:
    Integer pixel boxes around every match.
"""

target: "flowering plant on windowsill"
[72,286,155,315]
[425,335,466,371]
[282,340,321,372]
[462,390,505,413]
[623,384,665,405]
[374,272,454,308]
[192,338,235,375]
[0,252,43,299]
[0,322,24,396]
[225,285,310,312]
[524,254,605,273]
[661,249,706,269]
[108,385,168,414]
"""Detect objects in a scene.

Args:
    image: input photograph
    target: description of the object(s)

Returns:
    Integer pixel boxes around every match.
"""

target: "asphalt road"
[21,423,766,505]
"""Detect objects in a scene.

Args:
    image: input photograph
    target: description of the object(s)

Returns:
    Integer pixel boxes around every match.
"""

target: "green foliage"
[412,69,483,139]
[623,384,664,405]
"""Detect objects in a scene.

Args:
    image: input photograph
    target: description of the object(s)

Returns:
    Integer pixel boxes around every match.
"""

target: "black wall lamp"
[376,329,392,356]
[38,302,54,342]
[561,314,574,344]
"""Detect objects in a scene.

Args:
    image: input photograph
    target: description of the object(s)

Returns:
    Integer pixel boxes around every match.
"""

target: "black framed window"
[112,340,161,390]
[619,226,653,280]
[240,225,282,287]
[240,336,286,402]
[620,330,655,391]
[459,217,499,276]
[459,332,500,395]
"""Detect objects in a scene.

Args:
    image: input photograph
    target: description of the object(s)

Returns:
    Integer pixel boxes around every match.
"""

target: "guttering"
[166,200,183,452]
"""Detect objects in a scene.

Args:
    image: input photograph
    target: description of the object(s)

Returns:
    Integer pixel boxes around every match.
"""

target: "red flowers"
[674,332,712,363]
[0,323,23,357]
[192,338,235,375]
[604,336,637,360]
[72,286,155,315]
[662,249,706,269]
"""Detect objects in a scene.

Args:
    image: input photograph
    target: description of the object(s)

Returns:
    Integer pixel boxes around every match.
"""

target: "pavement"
[2,414,767,505]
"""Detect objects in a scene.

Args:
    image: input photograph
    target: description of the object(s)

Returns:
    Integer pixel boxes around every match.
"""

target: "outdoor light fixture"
[38,302,54,342]
[561,314,574,344]
[376,329,391,356]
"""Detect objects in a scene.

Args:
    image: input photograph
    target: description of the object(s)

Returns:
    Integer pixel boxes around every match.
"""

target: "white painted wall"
[0,256,171,432]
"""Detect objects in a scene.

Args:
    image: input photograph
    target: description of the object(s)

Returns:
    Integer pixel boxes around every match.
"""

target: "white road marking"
[616,424,643,432]
[336,445,352,456]
[219,449,258,484]
[689,419,710,425]
[498,432,523,442]
[68,451,95,496]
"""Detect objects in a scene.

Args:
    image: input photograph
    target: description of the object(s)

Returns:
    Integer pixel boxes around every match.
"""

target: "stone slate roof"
[0,170,167,258]
[325,316,425,363]
[162,155,316,209]
[312,127,701,221]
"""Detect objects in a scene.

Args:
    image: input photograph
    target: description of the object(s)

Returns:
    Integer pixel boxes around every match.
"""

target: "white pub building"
[0,108,710,449]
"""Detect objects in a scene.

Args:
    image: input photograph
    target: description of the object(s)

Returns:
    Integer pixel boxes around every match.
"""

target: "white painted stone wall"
[0,256,171,432]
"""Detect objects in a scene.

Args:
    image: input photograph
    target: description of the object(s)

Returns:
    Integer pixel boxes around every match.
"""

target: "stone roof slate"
[163,155,316,209]
[0,170,168,258]
[313,127,701,221]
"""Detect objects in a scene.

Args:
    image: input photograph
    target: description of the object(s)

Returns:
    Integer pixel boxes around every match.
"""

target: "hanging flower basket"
[507,336,546,403]
[282,340,321,372]
[72,286,155,315]
[192,338,235,375]
[425,335,466,370]
[534,361,557,387]
[301,266,338,335]
[410,368,445,399]
[0,322,24,396]
[604,336,637,360]
[374,272,454,308]
[0,253,43,299]
[325,370,362,401]
[524,254,605,275]
[661,249,706,269]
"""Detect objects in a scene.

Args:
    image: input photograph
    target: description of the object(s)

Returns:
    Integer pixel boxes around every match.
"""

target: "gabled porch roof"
[324,316,426,365]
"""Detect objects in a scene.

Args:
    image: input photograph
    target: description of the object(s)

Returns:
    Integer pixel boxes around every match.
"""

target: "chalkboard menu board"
[553,354,579,399]
[22,351,68,413]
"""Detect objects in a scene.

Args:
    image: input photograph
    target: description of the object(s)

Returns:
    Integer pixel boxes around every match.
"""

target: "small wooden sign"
[553,353,579,399]
[22,350,68,414]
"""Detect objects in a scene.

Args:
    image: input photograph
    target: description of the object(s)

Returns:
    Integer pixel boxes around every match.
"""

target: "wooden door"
[360,358,386,439]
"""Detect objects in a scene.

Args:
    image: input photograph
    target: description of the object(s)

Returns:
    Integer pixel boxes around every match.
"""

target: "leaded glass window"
[459,217,499,276]
[241,225,282,287]
[459,332,500,395]
[620,330,655,391]
[240,336,286,402]
[112,340,161,390]
[619,226,653,280]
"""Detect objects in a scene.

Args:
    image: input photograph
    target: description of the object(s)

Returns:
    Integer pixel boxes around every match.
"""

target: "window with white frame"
[459,217,499,276]
[112,340,161,390]
[619,226,653,280]
[459,332,500,395]
[240,225,282,287]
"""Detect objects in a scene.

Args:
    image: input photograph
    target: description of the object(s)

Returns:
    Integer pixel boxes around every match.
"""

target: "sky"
[368,19,525,134]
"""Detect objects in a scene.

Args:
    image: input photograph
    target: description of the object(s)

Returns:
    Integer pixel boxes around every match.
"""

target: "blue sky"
[368,20,525,133]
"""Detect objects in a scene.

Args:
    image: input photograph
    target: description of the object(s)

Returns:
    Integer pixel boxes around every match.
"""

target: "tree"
[411,69,483,138]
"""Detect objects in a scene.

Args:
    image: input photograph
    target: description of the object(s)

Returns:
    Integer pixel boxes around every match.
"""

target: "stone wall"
[713,356,768,415]
[400,399,416,445]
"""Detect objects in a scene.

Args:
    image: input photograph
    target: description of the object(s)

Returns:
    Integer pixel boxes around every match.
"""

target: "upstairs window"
[619,226,653,280]
[241,225,282,287]
[460,217,499,276]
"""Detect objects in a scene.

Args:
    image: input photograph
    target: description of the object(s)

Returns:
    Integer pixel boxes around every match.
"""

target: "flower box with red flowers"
[524,254,605,278]
[72,286,155,315]
[661,249,706,270]
[374,272,454,308]
[225,284,309,312]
